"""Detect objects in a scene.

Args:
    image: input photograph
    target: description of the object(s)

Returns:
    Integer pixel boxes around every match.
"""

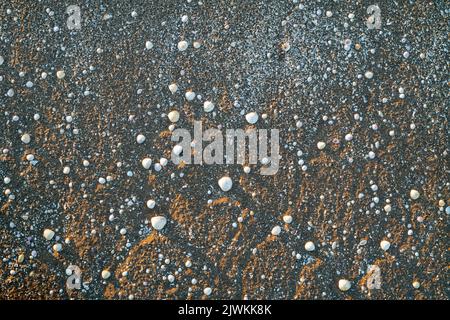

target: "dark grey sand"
[0,0,448,299]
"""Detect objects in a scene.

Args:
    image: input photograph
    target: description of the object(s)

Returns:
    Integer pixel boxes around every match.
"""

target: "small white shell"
[177,40,188,51]
[185,90,196,101]
[304,241,315,252]
[146,199,156,209]
[271,226,281,236]
[142,158,152,169]
[168,110,180,123]
[56,70,66,79]
[283,215,293,224]
[245,112,259,124]
[203,287,212,296]
[168,83,178,94]
[364,70,374,79]
[145,41,153,50]
[43,229,55,241]
[338,279,351,291]
[203,101,215,112]
[151,216,167,230]
[101,270,111,279]
[218,176,233,192]
[136,134,146,144]
[317,141,326,150]
[173,145,183,156]
[380,240,391,251]
[21,133,31,144]
[410,189,420,200]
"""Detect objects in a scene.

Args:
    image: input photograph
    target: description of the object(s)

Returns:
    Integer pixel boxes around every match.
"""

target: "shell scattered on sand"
[151,216,167,231]
[338,279,351,291]
[218,176,233,192]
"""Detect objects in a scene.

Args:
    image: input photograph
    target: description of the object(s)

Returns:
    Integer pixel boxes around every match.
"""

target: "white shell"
[364,70,374,79]
[168,83,178,94]
[56,70,65,79]
[271,226,281,236]
[146,199,156,209]
[177,40,188,51]
[142,158,152,169]
[338,279,351,291]
[304,241,315,252]
[245,112,259,124]
[101,270,111,279]
[160,158,168,166]
[410,189,420,200]
[317,141,326,150]
[203,287,212,296]
[283,215,293,224]
[43,229,55,241]
[380,240,391,251]
[168,110,180,123]
[151,216,167,230]
[173,145,183,156]
[136,134,146,144]
[185,90,196,101]
[218,176,233,192]
[203,101,215,112]
[21,133,31,144]
[145,41,153,50]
